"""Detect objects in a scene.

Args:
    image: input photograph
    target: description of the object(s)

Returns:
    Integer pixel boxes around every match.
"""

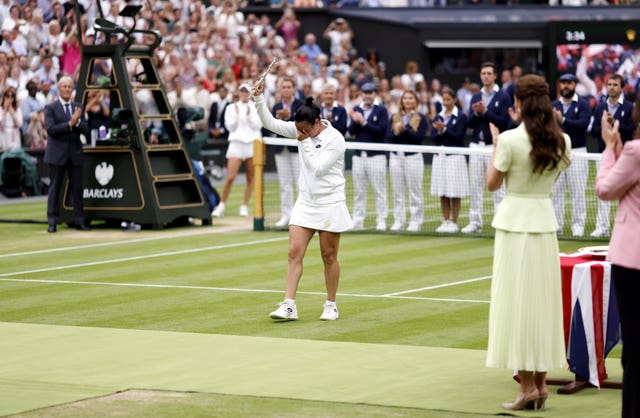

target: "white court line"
[0,237,288,277]
[0,231,265,259]
[0,277,489,304]
[383,276,492,296]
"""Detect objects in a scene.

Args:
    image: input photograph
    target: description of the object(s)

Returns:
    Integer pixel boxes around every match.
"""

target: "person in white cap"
[211,83,262,218]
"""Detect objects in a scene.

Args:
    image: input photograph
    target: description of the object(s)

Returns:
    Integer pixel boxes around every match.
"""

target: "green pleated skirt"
[486,230,567,371]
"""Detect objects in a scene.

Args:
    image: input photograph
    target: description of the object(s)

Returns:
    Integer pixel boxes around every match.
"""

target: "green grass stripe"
[0,322,621,417]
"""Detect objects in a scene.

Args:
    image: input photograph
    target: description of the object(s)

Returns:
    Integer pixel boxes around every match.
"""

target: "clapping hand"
[471,100,486,115]
[70,106,83,126]
[601,111,623,157]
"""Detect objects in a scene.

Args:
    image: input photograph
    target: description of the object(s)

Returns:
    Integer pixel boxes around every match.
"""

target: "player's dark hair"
[294,97,321,124]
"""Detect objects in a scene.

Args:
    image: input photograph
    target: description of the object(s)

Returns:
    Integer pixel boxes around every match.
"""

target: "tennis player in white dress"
[252,80,353,321]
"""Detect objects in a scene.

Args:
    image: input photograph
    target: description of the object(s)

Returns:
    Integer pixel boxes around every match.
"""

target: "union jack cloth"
[560,253,620,388]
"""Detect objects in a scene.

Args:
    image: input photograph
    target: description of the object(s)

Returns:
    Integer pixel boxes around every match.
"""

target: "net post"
[253,138,266,231]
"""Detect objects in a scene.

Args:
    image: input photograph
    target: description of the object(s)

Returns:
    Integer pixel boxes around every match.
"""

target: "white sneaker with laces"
[269,301,298,321]
[446,222,459,233]
[211,202,226,217]
[435,221,449,233]
[461,223,481,234]
[239,205,249,217]
[319,302,339,321]
[274,216,289,227]
[590,227,609,238]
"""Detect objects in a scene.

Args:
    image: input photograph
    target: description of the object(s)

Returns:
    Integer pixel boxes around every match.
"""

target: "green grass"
[0,197,620,417]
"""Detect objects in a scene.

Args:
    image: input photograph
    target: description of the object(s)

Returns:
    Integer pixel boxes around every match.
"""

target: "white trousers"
[352,153,388,226]
[468,142,504,227]
[552,147,587,230]
[389,152,424,226]
[274,148,300,220]
[593,159,611,231]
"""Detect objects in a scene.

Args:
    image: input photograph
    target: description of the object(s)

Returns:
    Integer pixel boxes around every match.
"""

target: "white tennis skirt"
[226,141,254,160]
[289,198,353,233]
[430,153,470,198]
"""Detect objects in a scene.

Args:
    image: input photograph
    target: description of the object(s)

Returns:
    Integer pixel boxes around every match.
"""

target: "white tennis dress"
[254,94,353,232]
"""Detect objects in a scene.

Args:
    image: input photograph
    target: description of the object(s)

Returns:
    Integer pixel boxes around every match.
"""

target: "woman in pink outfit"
[595,109,640,418]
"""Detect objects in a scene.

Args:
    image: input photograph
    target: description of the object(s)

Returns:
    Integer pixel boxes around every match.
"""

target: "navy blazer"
[322,104,348,136]
[43,100,90,166]
[208,100,229,140]
[431,109,468,147]
[387,112,428,156]
[591,97,635,151]
[348,104,389,157]
[270,98,303,153]
[467,89,512,145]
[551,97,591,148]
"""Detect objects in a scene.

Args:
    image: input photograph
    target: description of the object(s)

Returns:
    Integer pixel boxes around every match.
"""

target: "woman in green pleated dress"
[485,74,571,411]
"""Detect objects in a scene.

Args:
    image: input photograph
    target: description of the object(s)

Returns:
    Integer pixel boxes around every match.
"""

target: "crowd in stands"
[0,1,637,237]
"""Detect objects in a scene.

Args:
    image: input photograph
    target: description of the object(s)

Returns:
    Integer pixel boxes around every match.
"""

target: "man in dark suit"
[348,82,389,231]
[589,73,635,238]
[44,76,91,232]
[271,76,303,227]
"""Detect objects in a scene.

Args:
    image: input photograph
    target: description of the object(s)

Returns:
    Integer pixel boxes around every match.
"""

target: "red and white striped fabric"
[560,253,620,388]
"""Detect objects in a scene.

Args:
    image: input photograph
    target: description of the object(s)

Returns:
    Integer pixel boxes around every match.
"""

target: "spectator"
[84,89,110,132]
[589,73,634,238]
[551,73,591,237]
[311,64,338,96]
[299,33,323,70]
[0,86,23,150]
[60,30,81,78]
[274,7,299,49]
[216,0,244,38]
[431,87,469,233]
[269,76,303,227]
[388,89,427,232]
[19,79,42,138]
[208,84,231,140]
[400,60,424,91]
[27,9,48,62]
[456,76,473,116]
[318,83,347,135]
[462,61,511,234]
[323,17,353,61]
[327,53,350,78]
[211,83,262,218]
[348,82,389,231]
[36,78,56,104]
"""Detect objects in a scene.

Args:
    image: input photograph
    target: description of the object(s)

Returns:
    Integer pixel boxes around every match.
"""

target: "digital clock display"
[565,31,586,42]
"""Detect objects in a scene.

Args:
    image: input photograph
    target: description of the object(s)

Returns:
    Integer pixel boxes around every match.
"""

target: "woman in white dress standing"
[251,79,352,322]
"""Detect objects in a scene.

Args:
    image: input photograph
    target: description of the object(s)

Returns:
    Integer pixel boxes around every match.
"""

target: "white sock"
[325,300,336,306]
[284,298,295,305]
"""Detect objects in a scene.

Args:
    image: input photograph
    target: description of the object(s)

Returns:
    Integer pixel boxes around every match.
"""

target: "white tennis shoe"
[269,300,298,321]
[320,302,339,321]
[211,202,225,217]
[239,205,249,217]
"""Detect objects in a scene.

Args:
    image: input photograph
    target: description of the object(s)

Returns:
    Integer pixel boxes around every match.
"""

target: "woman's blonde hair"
[392,89,421,132]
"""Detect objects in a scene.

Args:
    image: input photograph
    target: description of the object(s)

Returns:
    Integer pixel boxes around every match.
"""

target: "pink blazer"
[595,139,640,270]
